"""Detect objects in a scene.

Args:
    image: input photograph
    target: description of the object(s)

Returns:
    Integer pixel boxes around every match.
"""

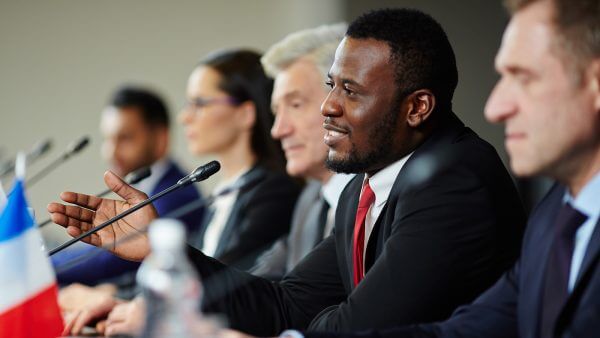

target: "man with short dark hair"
[48,9,525,335]
[52,86,204,287]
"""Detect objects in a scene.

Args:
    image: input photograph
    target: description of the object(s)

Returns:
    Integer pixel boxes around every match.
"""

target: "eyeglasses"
[182,96,239,115]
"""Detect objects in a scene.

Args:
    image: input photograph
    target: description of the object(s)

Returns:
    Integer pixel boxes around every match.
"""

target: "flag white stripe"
[0,227,56,312]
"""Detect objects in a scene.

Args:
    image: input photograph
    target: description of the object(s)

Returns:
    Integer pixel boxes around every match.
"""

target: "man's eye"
[325,81,334,88]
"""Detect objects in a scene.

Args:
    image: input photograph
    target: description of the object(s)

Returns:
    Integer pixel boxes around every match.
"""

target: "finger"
[59,191,103,210]
[59,204,96,222]
[66,226,101,246]
[106,321,136,336]
[62,310,80,335]
[50,212,95,231]
[104,171,148,204]
[95,320,107,335]
[106,304,127,324]
[71,309,100,335]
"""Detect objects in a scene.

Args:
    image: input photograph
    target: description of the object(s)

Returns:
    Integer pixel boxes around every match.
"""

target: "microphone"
[27,139,53,164]
[38,166,152,228]
[177,160,221,185]
[48,160,220,256]
[25,136,90,187]
[0,139,53,178]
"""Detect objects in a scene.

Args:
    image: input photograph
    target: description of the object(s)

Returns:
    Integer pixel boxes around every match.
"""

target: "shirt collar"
[564,170,600,219]
[322,173,354,210]
[364,152,413,207]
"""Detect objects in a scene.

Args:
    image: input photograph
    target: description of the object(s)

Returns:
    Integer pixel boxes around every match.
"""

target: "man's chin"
[509,160,538,178]
[325,156,363,174]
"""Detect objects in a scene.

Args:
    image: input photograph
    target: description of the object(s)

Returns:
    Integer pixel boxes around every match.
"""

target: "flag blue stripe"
[0,181,35,243]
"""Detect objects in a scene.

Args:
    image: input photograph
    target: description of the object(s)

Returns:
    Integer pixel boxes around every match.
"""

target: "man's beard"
[325,102,400,174]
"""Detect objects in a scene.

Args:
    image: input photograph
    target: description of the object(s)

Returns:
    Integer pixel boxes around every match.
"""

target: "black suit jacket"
[339,183,600,338]
[188,113,526,336]
[192,164,300,270]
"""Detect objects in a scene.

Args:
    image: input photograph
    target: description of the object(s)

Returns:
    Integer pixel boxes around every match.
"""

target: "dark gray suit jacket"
[250,180,325,279]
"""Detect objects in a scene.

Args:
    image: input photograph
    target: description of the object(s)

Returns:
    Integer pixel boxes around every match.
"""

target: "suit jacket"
[250,180,324,279]
[191,164,300,270]
[187,113,526,336]
[338,183,600,338]
[52,159,204,285]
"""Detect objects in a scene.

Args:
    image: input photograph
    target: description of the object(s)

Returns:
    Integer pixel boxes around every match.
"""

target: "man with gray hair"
[251,22,354,279]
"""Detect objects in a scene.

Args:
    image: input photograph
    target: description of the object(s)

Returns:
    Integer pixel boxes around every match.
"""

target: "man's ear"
[153,126,170,158]
[589,59,600,114]
[406,89,436,127]
[238,101,257,131]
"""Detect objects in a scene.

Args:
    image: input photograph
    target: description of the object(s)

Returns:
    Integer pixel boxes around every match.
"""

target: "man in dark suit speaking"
[47,8,526,336]
[285,0,600,337]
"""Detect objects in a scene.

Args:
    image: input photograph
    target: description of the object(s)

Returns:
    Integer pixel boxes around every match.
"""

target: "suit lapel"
[556,217,600,334]
[338,175,363,290]
[518,185,564,337]
[213,166,266,257]
[521,208,558,336]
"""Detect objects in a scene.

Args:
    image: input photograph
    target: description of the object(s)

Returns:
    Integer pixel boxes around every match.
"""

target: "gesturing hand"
[47,170,158,261]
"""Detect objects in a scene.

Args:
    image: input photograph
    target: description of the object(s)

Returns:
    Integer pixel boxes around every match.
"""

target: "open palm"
[47,171,158,261]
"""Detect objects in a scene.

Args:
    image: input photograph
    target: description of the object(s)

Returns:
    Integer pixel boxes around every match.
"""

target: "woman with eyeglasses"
[58,49,301,336]
[179,49,300,270]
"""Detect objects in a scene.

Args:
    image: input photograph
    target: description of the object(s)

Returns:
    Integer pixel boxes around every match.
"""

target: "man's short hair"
[346,8,458,113]
[109,86,170,128]
[504,0,600,79]
[261,23,348,82]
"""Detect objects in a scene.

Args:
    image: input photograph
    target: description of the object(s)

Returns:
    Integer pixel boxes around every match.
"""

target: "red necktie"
[353,180,375,286]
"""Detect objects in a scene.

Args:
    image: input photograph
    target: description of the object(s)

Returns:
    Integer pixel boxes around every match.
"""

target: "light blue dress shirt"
[566,171,600,292]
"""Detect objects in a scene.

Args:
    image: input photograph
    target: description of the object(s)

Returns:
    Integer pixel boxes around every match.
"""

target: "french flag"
[0,166,63,337]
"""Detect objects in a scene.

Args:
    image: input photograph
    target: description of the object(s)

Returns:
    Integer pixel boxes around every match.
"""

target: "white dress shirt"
[361,153,413,265]
[566,170,600,292]
[201,167,251,256]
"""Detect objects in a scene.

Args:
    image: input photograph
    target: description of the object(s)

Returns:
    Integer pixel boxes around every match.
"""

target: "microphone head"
[27,138,52,162]
[126,166,152,185]
[66,136,90,156]
[178,160,220,185]
[190,160,220,182]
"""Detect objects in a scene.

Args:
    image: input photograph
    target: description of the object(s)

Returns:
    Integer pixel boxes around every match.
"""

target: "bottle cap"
[148,218,186,251]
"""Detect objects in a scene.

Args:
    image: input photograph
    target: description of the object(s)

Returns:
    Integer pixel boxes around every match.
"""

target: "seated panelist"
[49,9,526,337]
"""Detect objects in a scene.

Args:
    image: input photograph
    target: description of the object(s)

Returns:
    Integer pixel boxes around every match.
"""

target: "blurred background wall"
[1,1,540,245]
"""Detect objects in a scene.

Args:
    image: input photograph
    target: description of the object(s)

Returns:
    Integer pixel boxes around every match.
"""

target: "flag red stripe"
[0,284,63,338]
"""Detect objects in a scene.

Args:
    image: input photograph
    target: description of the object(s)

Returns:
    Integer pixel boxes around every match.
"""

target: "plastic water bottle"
[137,219,202,338]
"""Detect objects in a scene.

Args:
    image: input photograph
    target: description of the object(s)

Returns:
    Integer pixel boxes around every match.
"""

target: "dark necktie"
[540,202,587,338]
[315,198,330,243]
[353,180,375,287]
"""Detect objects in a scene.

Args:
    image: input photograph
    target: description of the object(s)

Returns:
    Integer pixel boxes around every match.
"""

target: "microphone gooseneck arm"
[26,136,90,188]
[0,138,53,178]
[48,161,220,256]
[48,183,182,256]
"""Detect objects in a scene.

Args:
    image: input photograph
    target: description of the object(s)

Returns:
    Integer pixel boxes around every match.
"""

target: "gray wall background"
[0,1,511,244]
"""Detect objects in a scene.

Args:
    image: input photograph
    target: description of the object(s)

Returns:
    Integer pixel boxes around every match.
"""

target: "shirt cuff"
[280,329,305,338]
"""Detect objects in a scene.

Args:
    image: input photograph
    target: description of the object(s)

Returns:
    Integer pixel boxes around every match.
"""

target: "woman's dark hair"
[199,49,285,171]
